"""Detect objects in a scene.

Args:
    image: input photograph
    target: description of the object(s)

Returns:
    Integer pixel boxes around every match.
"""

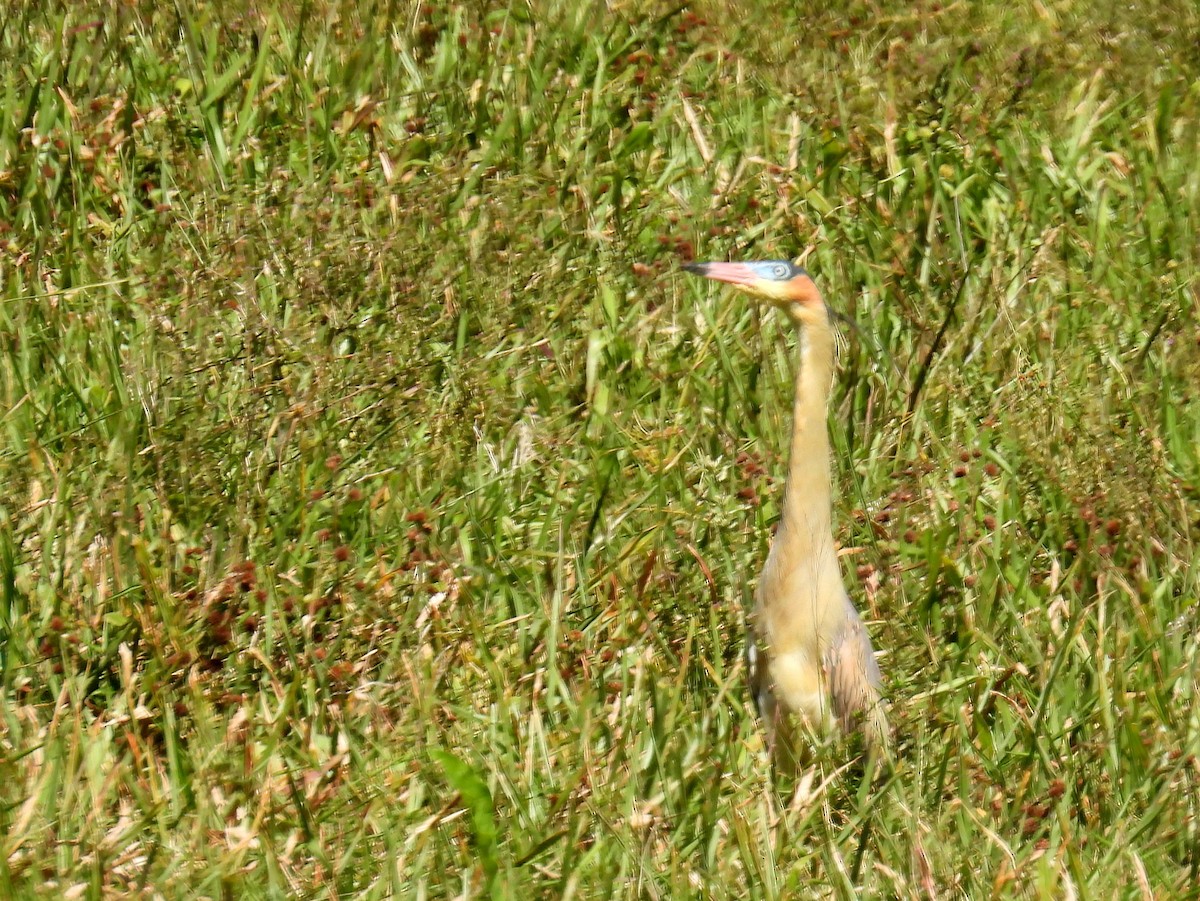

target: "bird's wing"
[824,598,890,748]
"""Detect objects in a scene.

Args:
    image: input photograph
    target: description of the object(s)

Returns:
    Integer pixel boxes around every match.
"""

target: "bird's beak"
[682,261,761,288]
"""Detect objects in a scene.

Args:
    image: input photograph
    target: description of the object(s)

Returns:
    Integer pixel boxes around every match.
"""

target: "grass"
[2,0,1199,896]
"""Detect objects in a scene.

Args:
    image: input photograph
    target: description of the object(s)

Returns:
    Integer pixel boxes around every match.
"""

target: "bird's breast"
[755,551,847,656]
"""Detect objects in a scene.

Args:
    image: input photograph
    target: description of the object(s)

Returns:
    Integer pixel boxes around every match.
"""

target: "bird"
[683,258,890,763]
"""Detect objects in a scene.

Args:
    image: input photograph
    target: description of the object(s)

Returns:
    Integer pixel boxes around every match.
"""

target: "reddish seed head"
[983,515,996,530]
[953,465,968,478]
[903,529,917,543]
[334,545,351,562]
[1104,519,1121,537]
[984,462,1000,477]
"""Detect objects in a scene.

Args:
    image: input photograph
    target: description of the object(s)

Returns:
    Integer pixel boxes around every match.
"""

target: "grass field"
[2,1,1200,897]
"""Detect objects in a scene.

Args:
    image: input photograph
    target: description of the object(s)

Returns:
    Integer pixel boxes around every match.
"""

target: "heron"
[683,258,890,762]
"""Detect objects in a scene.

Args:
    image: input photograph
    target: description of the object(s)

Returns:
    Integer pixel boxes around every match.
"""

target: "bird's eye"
[772,264,789,279]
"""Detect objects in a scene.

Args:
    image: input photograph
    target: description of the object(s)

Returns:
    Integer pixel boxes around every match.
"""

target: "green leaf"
[617,122,653,160]
[430,750,498,889]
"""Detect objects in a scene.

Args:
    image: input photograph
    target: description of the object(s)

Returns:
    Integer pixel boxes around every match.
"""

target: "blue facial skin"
[683,260,807,281]
[744,261,806,281]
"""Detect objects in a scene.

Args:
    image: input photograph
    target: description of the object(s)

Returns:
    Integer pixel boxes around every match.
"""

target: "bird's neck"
[775,312,837,561]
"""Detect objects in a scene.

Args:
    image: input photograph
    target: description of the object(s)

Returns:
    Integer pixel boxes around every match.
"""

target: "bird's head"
[682,259,825,325]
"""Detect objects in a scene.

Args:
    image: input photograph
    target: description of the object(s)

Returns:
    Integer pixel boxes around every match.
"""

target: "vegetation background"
[2,0,1199,897]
